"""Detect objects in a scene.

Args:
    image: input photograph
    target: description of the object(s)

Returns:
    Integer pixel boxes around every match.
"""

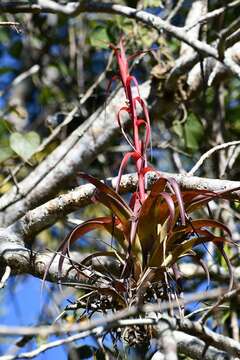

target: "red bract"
[110,39,151,207]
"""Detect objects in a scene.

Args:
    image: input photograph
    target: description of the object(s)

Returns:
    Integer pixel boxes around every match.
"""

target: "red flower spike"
[109,39,129,92]
[109,39,152,202]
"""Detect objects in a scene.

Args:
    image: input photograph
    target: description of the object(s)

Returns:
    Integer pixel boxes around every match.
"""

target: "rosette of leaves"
[55,173,233,310]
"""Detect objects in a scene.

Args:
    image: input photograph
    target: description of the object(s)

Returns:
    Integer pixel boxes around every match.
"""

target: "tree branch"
[0,291,239,357]
[153,332,229,360]
[184,0,240,31]
[188,140,240,175]
[2,1,240,77]
[0,3,239,229]
[0,327,229,360]
[0,229,89,283]
[0,81,151,227]
[10,171,240,241]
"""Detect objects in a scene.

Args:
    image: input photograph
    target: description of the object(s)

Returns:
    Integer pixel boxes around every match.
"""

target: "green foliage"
[10,131,40,161]
[143,0,163,6]
[0,120,13,163]
[89,25,110,49]
[173,113,204,152]
[0,146,13,163]
[184,113,204,151]
[9,40,22,57]
[0,67,16,75]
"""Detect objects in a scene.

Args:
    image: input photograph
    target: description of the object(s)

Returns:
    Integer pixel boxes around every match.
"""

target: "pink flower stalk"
[110,39,151,212]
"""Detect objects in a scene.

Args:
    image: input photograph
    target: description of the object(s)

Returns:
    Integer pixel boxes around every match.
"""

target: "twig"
[0,21,19,26]
[0,265,11,289]
[0,288,225,337]
[217,17,240,59]
[200,286,240,324]
[166,0,185,22]
[0,64,40,97]
[185,305,229,319]
[0,328,99,360]
[226,28,240,48]
[184,0,240,31]
[188,140,240,176]
[0,288,239,358]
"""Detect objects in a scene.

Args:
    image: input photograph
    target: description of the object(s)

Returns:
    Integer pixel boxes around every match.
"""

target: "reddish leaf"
[167,177,186,225]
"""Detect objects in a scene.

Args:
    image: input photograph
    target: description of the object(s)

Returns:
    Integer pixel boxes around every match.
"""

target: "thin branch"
[0,265,11,289]
[0,328,97,360]
[0,21,19,26]
[0,288,226,337]
[0,1,223,59]
[0,64,40,97]
[185,0,240,31]
[0,288,239,357]
[226,28,240,48]
[200,286,240,324]
[188,140,240,175]
[166,0,185,22]
[217,17,240,58]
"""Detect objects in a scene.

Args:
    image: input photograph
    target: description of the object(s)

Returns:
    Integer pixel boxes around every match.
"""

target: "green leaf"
[10,131,40,161]
[172,120,183,138]
[144,0,163,6]
[9,41,22,58]
[184,113,204,151]
[89,26,110,48]
[0,67,16,75]
[0,146,13,163]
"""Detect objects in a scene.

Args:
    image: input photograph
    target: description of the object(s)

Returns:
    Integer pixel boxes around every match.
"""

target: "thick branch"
[0,4,239,228]
[2,1,240,78]
[0,82,151,227]
[0,1,222,57]
[153,332,229,360]
[0,228,91,283]
[10,171,240,240]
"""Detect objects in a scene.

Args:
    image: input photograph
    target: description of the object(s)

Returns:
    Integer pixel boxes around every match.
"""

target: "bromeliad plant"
[50,40,234,318]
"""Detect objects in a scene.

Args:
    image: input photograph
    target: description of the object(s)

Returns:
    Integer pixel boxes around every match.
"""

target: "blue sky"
[0,276,68,359]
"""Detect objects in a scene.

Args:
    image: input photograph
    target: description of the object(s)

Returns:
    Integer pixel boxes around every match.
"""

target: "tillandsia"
[46,39,235,329]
